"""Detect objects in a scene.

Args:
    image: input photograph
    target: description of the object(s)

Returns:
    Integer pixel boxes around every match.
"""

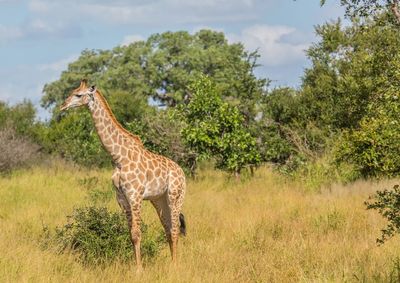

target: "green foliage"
[48,206,165,265]
[41,171,166,265]
[280,11,400,179]
[105,89,149,126]
[323,0,400,25]
[42,30,266,118]
[39,110,110,167]
[256,87,329,174]
[336,89,400,177]
[365,184,400,244]
[257,87,301,165]
[40,30,267,169]
[0,100,38,137]
[300,16,400,131]
[178,76,260,174]
[39,87,151,167]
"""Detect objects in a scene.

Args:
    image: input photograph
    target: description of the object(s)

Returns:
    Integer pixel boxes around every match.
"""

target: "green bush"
[40,110,111,167]
[0,100,37,137]
[365,184,400,245]
[336,92,400,178]
[44,206,165,265]
[178,75,260,175]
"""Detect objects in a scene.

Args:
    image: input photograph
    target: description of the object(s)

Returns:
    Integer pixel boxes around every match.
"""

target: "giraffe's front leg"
[112,168,130,217]
[124,181,144,271]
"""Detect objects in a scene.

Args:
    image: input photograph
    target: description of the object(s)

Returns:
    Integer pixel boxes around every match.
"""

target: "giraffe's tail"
[179,213,186,236]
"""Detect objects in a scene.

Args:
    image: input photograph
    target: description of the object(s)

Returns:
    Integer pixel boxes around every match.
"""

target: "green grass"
[1,161,400,282]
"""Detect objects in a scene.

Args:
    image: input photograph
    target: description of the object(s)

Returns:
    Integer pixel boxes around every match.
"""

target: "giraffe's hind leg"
[151,195,172,245]
[168,182,185,262]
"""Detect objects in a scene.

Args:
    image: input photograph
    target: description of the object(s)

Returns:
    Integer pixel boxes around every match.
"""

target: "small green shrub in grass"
[46,206,165,265]
[365,185,400,245]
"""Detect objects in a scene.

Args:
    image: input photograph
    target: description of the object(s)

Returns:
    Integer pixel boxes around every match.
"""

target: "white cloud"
[168,0,254,9]
[38,54,79,72]
[25,0,263,25]
[0,18,81,44]
[228,25,310,67]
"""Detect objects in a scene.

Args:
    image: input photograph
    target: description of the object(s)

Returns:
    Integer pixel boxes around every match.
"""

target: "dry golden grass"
[1,162,400,282]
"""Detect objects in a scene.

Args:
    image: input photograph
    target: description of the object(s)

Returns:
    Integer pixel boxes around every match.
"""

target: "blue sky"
[0,0,343,119]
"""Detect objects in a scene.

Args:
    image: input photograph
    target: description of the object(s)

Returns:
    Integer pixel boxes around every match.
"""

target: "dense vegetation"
[37,30,267,174]
[0,4,385,181]
[2,1,400,182]
[0,2,399,180]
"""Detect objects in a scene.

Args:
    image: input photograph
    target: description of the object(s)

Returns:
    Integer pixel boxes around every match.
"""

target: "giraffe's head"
[60,79,96,111]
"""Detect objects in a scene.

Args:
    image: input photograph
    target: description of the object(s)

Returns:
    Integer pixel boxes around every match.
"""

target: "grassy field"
[1,162,400,282]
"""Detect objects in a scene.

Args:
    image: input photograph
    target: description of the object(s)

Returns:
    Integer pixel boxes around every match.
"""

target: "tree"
[336,86,400,177]
[0,100,37,137]
[178,76,260,176]
[256,87,304,165]
[303,7,400,177]
[42,30,266,119]
[321,0,400,24]
[300,14,400,130]
[40,30,267,168]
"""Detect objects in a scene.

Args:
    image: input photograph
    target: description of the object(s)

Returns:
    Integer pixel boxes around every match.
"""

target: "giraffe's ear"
[89,85,96,92]
[80,79,88,88]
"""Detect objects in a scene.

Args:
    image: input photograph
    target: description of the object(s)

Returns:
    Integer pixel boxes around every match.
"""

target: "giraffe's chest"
[142,168,168,199]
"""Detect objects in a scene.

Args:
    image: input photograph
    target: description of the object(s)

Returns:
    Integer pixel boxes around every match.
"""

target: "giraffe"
[60,80,186,271]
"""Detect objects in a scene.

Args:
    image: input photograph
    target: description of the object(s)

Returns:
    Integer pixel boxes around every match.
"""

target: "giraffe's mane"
[94,90,143,146]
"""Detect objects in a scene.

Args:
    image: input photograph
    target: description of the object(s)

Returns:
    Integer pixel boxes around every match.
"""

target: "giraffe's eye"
[75,94,83,98]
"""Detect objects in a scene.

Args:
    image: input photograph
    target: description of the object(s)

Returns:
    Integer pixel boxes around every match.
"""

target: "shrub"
[336,117,400,178]
[48,206,165,265]
[177,76,260,176]
[0,126,40,173]
[0,100,37,137]
[365,184,400,244]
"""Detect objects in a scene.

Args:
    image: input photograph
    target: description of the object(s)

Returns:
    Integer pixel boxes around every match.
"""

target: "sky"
[0,0,344,119]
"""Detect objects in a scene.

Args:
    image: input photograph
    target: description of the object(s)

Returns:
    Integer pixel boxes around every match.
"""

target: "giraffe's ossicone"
[60,80,186,270]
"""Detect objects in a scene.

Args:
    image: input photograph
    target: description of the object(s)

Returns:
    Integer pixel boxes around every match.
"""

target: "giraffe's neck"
[88,91,142,163]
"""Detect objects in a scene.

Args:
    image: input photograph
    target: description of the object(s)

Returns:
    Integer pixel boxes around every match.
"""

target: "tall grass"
[1,162,400,282]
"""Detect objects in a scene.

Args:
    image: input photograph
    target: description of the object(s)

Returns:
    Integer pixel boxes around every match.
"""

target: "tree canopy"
[39,30,267,174]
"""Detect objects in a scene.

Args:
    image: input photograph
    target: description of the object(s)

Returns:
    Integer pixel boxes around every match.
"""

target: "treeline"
[3,4,400,183]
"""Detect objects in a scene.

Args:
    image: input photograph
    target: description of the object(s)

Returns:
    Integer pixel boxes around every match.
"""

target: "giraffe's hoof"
[136,265,143,274]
